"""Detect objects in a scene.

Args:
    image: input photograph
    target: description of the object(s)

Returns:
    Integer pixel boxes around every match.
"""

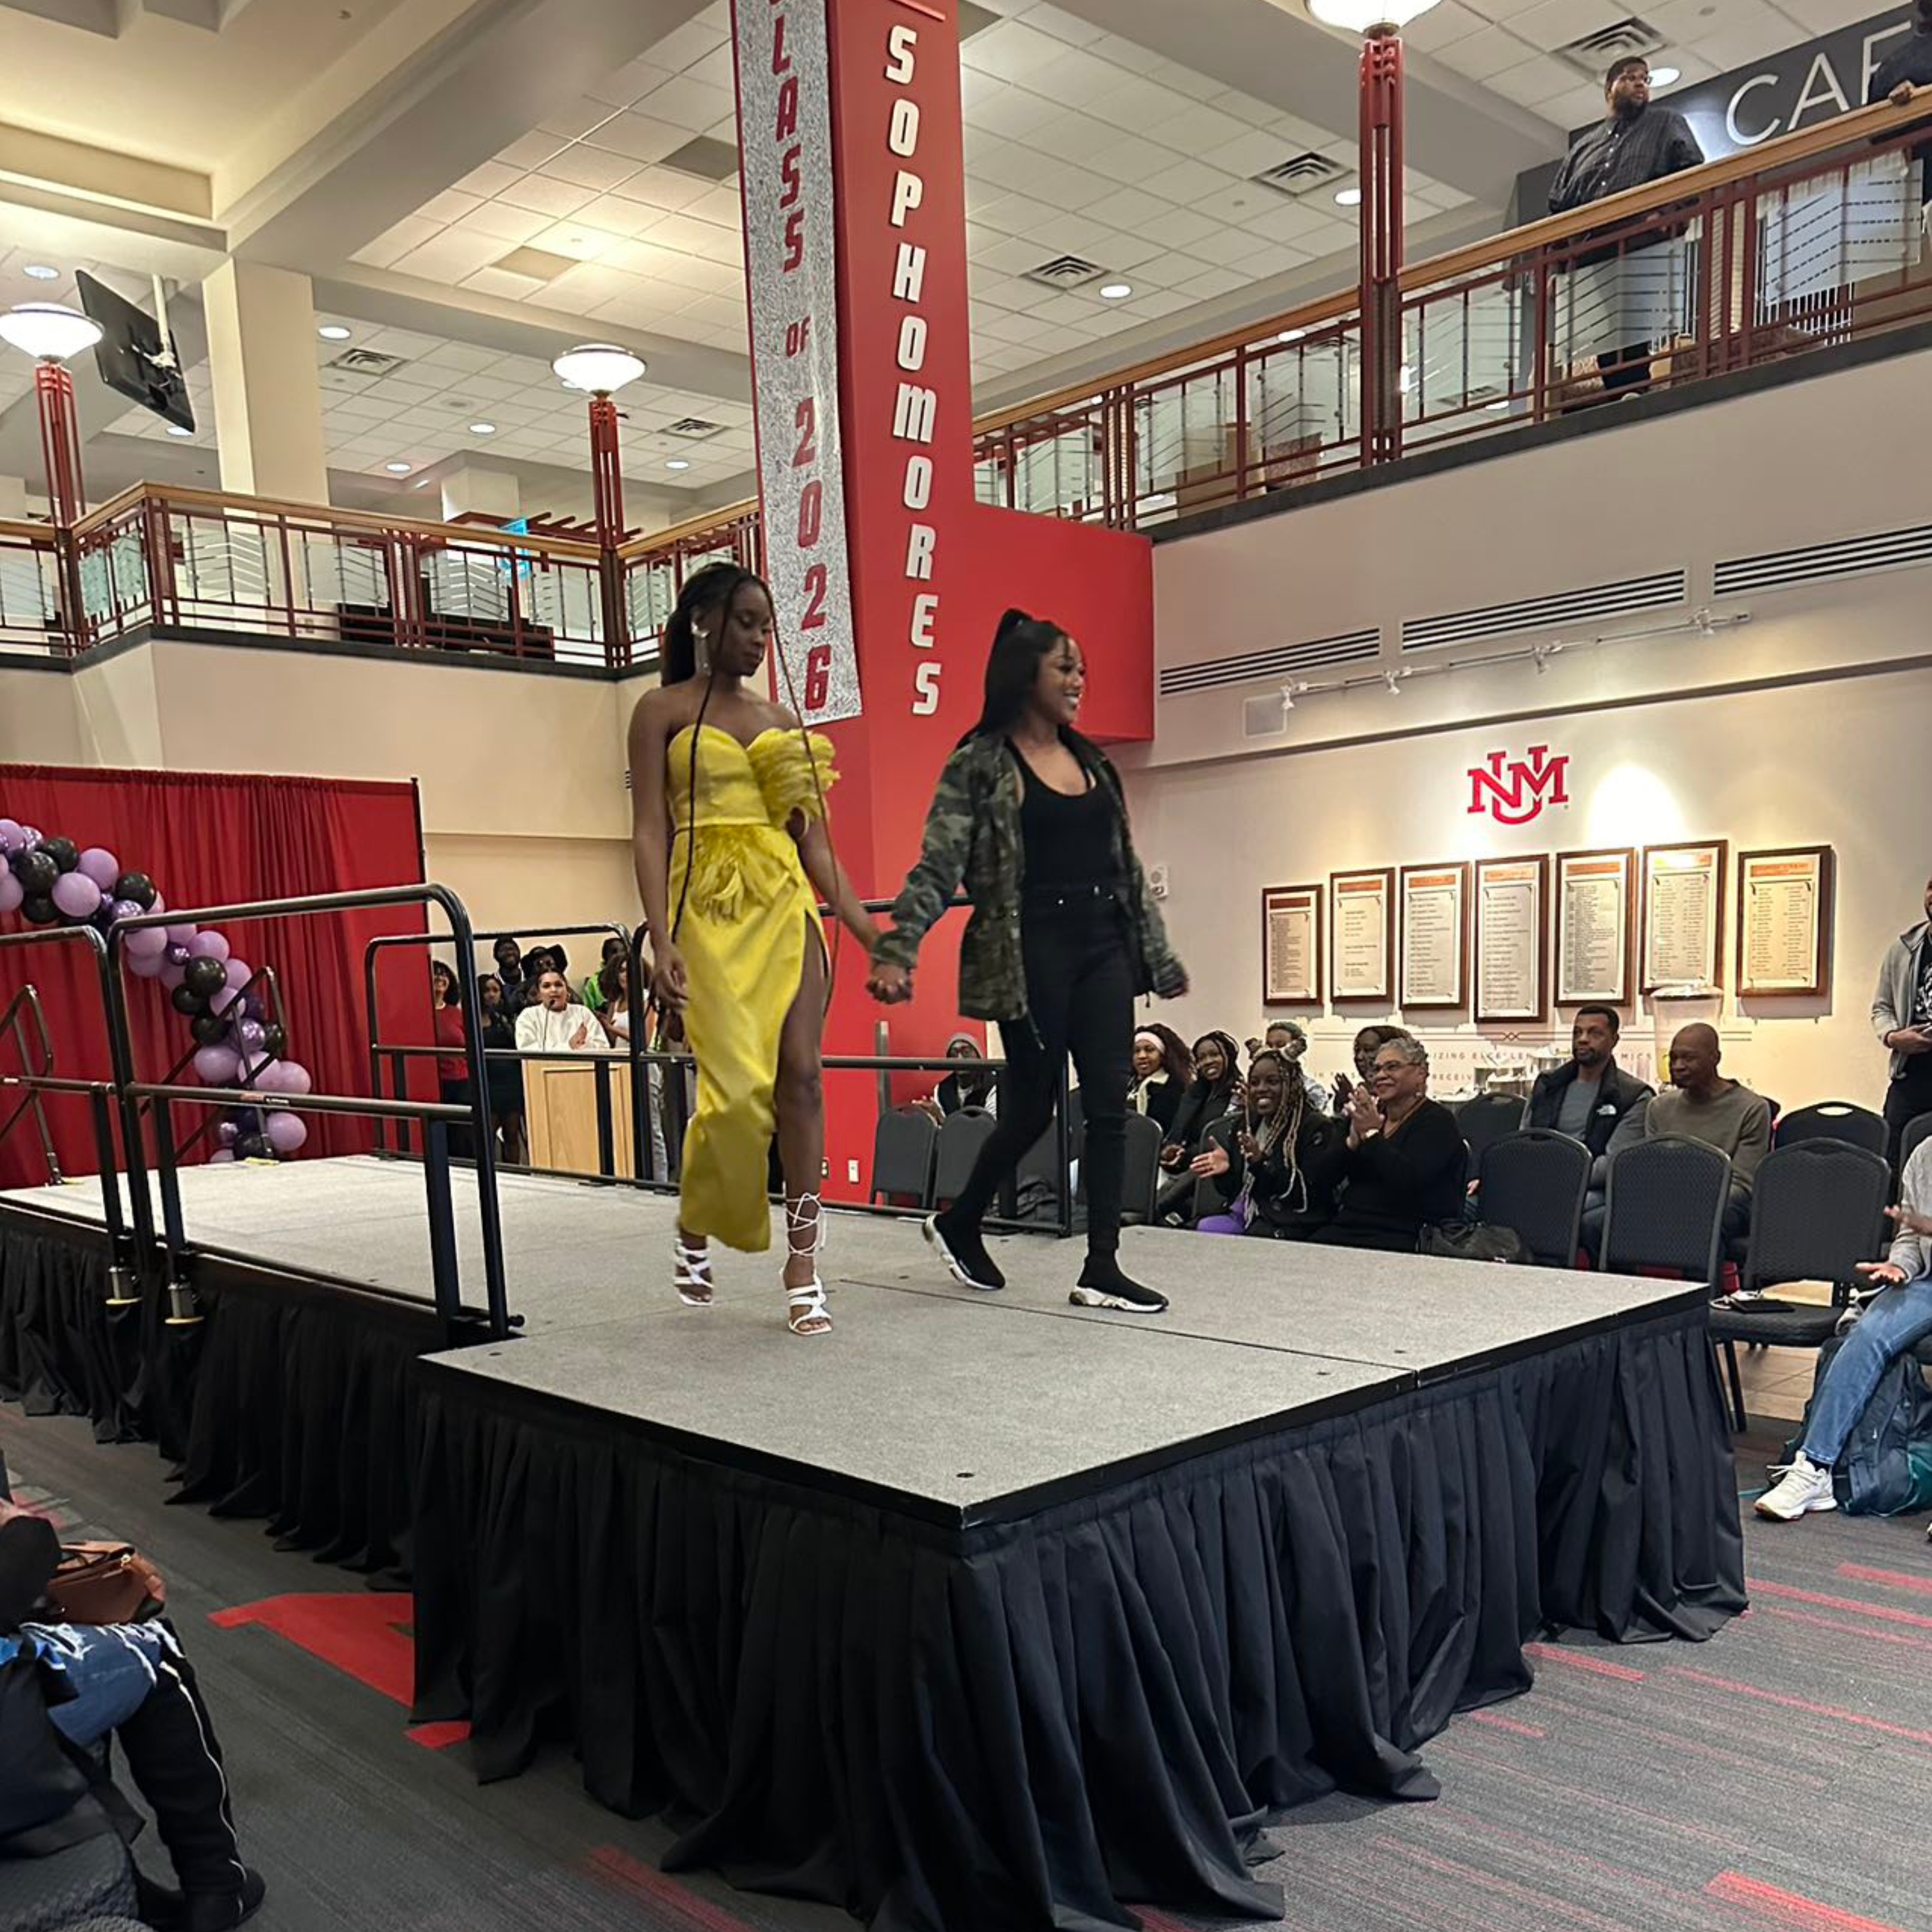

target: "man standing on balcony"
[1868,0,1932,208]
[1549,58,1704,393]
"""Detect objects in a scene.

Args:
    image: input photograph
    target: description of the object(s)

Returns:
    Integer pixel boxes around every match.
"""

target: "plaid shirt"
[1549,106,1703,214]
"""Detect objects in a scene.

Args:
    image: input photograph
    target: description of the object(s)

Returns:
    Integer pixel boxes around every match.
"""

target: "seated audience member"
[597,954,670,1179]
[583,935,630,1015]
[1586,1023,1770,1259]
[491,935,528,1011]
[1264,1019,1317,1101]
[1310,1035,1466,1251]
[1332,1024,1412,1119]
[513,969,603,1056]
[1195,1049,1339,1240]
[1157,1031,1242,1222]
[1757,1141,1932,1521]
[0,1510,266,1928]
[429,960,473,1159]
[1131,1024,1193,1137]
[477,974,526,1165]
[1528,1005,1652,1151]
[920,1034,999,1122]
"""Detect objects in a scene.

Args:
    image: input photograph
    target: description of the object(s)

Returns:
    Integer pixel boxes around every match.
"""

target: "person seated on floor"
[513,969,603,1056]
[1520,1003,1653,1220]
[918,1034,999,1122]
[0,1510,266,1930]
[1193,1048,1340,1240]
[1583,1023,1770,1263]
[1757,1137,1932,1521]
[1130,1023,1193,1137]
[1332,1024,1412,1121]
[1155,1031,1242,1224]
[1307,1035,1466,1252]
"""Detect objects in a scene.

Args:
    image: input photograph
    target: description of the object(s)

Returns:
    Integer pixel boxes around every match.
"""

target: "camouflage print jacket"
[873,730,1185,1023]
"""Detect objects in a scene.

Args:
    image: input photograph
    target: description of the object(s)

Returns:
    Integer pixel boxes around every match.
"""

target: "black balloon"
[191,1012,227,1045]
[12,850,57,894]
[38,838,78,875]
[236,1133,272,1161]
[262,1024,287,1057]
[170,984,207,1016]
[20,893,57,926]
[182,956,227,999]
[113,872,158,910]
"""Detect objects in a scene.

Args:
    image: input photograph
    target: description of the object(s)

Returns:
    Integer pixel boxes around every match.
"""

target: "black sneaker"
[1070,1257,1168,1314]
[180,1870,268,1932]
[925,1213,1005,1291]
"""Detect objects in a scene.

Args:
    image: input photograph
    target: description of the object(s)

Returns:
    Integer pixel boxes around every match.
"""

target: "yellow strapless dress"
[668,723,837,1252]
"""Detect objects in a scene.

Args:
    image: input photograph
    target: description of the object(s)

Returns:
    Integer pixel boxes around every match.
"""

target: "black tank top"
[1018,753,1120,895]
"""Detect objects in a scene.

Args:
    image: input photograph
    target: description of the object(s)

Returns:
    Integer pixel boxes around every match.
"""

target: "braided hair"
[1240,1048,1312,1219]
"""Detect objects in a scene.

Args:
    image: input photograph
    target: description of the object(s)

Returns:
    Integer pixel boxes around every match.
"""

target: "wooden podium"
[523,1056,633,1177]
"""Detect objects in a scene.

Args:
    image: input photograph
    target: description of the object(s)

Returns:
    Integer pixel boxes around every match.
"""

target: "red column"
[587,392,629,667]
[1358,26,1405,466]
[35,363,86,524]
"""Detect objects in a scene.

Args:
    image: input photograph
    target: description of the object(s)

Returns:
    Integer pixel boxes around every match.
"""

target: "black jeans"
[949,891,1133,1256]
[1884,1059,1932,1173]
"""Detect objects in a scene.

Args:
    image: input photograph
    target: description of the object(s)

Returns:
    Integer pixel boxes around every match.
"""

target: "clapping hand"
[1346,1084,1381,1141]
[1191,1142,1232,1179]
[569,1021,590,1051]
[1237,1127,1262,1162]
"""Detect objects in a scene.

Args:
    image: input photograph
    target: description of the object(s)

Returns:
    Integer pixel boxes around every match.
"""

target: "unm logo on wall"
[1467,745,1571,826]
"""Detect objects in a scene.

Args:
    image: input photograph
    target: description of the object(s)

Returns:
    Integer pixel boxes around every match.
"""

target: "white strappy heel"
[674,1233,714,1307]
[784,1192,831,1337]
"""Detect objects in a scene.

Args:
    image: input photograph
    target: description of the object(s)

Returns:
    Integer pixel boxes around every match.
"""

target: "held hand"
[651,942,691,1014]
[1237,1128,1262,1161]
[867,961,913,1005]
[1191,1144,1232,1179]
[1858,1260,1910,1285]
[1893,80,1917,106]
[1163,972,1191,999]
[1891,1027,1932,1056]
[1159,1143,1185,1170]
[1886,1204,1932,1238]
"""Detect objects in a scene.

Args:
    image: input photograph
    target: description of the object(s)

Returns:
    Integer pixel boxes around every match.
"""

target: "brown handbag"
[46,1544,167,1625]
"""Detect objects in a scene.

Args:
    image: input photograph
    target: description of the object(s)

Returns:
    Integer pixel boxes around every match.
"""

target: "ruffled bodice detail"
[669,725,838,923]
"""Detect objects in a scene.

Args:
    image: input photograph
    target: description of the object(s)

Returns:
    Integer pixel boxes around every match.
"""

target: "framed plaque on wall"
[1474,855,1547,1023]
[1329,867,1394,1004]
[1554,848,1633,1007]
[1641,841,1727,992]
[1262,882,1322,1006]
[1737,846,1833,998]
[1399,861,1470,1010]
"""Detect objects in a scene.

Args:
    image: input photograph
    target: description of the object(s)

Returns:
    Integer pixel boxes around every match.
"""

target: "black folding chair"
[1120,1112,1164,1226]
[1707,1139,1891,1431]
[1478,1130,1591,1268]
[1900,1110,1932,1179]
[1600,1134,1729,1292]
[933,1105,997,1205]
[1776,1101,1886,1159]
[871,1104,937,1208]
[1458,1090,1527,1170]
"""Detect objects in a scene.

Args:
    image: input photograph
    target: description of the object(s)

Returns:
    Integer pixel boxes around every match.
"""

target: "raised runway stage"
[0,1159,1747,1930]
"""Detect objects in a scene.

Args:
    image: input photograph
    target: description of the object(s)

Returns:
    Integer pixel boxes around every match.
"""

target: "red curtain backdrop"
[0,766,427,1188]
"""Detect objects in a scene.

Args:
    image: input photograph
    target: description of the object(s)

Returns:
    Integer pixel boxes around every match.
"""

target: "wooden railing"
[2,91,1927,669]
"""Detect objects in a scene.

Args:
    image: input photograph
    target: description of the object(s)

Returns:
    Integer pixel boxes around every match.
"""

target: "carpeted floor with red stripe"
[3,1405,1924,1932]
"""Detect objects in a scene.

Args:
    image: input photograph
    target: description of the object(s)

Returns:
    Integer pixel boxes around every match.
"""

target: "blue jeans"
[1801,1278,1932,1467]
[23,1619,171,1747]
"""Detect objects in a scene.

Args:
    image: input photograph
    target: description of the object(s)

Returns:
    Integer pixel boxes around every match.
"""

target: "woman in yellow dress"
[629,563,875,1335]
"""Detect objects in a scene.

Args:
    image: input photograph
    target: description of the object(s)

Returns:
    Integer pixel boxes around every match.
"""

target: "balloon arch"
[0,814,311,1163]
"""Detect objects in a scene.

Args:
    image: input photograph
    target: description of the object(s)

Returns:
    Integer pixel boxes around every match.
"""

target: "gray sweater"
[1872,921,1929,1081]
[1887,1140,1932,1280]
[1604,1081,1772,1191]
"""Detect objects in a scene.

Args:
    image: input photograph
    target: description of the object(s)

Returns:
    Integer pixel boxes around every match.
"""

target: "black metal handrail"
[113,883,511,1337]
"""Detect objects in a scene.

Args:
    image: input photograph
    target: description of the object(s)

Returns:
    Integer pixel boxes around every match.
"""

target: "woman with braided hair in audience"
[1192,1047,1339,1240]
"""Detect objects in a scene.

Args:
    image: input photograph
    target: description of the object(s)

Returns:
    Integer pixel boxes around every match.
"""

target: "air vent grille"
[1401,570,1684,653]
[663,135,740,183]
[492,246,576,283]
[325,348,408,376]
[958,0,1001,39]
[1712,522,1932,596]
[1555,17,1664,77]
[666,417,723,439]
[1160,627,1380,699]
[1025,254,1108,289]
[1253,151,1347,198]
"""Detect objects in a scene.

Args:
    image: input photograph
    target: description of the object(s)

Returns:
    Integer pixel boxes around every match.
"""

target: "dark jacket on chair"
[1526,1059,1653,1157]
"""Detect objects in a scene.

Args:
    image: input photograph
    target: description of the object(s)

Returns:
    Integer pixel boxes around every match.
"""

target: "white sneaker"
[1756,1452,1837,1521]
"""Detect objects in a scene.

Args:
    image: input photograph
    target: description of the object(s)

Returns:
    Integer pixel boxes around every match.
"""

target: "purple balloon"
[234,1018,266,1052]
[150,891,164,915]
[0,870,22,916]
[51,872,102,920]
[264,1113,308,1155]
[0,819,20,855]
[207,1149,236,1165]
[77,848,120,890]
[15,827,41,851]
[125,925,168,961]
[261,1060,312,1097]
[193,1044,241,1085]
[223,959,252,990]
[166,922,198,948]
[128,947,166,979]
[188,931,229,963]
[109,898,142,924]
[216,1121,240,1147]
[159,963,187,992]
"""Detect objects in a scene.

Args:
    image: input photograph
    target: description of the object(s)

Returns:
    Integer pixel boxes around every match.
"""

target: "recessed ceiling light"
[665,459,690,471]
[23,264,58,281]
[317,323,352,341]
[468,421,496,435]
[1649,64,1680,86]
[413,478,433,489]
[166,425,193,437]
[1098,281,1133,300]
[1279,328,1307,343]
[385,461,412,474]
[1335,187,1363,207]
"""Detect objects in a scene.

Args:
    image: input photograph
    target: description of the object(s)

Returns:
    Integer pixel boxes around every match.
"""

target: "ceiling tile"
[494,131,567,171]
[538,146,641,192]
[453,160,523,199]
[614,164,714,213]
[1137,205,1224,251]
[566,194,664,238]
[453,202,553,245]
[459,265,547,300]
[495,175,600,218]
[645,15,730,71]
[1021,2,1110,47]
[1202,126,1315,180]
[637,75,737,133]
[588,56,673,106]
[351,214,444,270]
[1435,27,1542,84]
[961,19,1074,80]
[537,95,621,141]
[582,111,688,164]
[529,220,631,261]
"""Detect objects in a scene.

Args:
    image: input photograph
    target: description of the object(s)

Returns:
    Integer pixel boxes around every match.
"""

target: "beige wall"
[423,833,638,943]
[0,670,84,764]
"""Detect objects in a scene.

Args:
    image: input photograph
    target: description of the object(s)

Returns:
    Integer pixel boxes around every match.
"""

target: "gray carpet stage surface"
[5,1403,1923,1932]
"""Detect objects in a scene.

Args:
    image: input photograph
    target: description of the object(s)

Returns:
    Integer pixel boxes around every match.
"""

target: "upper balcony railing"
[1,91,1927,672]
